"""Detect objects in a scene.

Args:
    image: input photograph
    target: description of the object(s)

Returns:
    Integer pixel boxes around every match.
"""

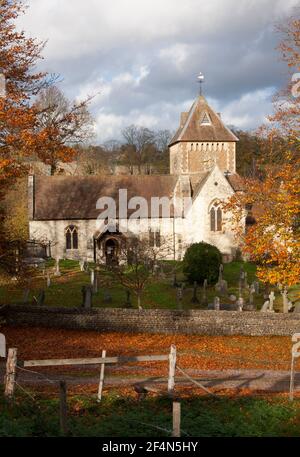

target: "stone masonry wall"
[1,305,300,336]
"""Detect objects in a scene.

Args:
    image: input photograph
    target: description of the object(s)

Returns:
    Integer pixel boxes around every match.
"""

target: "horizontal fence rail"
[22,354,170,368]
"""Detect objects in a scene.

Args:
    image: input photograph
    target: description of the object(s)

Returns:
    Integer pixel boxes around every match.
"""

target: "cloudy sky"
[18,0,298,143]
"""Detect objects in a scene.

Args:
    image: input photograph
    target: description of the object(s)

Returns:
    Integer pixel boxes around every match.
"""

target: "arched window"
[210,202,223,232]
[65,225,78,250]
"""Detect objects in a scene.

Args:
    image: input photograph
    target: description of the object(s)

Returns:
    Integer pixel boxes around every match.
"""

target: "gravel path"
[1,361,299,392]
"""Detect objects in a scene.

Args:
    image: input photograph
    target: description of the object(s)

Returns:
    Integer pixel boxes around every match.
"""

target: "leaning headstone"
[0,333,6,358]
[261,300,270,312]
[54,258,61,277]
[201,279,208,306]
[35,290,45,306]
[191,281,199,304]
[82,285,93,308]
[214,296,220,311]
[220,279,228,295]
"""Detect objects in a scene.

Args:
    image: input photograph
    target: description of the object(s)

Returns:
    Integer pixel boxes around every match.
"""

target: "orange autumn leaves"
[2,326,293,373]
[225,160,300,287]
[224,12,300,287]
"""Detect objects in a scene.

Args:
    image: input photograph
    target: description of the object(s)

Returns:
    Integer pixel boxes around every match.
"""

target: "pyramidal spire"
[169,92,238,146]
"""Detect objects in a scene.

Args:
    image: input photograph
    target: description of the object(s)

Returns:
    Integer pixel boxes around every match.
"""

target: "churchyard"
[0,258,299,312]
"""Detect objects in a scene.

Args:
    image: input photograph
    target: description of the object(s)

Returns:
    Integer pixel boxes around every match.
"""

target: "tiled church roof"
[169,95,238,145]
[33,175,179,220]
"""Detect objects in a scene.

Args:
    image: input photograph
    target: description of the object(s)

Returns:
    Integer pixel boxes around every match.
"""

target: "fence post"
[4,348,17,400]
[172,401,181,437]
[97,350,106,402]
[290,356,295,401]
[59,381,68,436]
[168,345,176,394]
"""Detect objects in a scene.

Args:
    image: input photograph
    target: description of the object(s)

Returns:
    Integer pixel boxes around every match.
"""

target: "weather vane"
[197,72,204,96]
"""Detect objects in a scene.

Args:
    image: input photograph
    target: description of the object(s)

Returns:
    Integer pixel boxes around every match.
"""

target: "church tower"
[169,93,238,175]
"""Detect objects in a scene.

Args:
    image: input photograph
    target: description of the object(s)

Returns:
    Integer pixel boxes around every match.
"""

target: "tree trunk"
[51,163,57,175]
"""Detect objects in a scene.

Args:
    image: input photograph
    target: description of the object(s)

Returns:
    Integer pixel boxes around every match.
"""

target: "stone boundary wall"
[1,305,300,336]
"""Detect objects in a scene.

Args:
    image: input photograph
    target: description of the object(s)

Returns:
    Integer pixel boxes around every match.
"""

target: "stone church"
[28,94,244,264]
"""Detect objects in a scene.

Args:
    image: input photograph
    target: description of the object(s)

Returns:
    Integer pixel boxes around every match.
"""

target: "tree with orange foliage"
[225,11,300,294]
[0,1,51,197]
[34,86,94,175]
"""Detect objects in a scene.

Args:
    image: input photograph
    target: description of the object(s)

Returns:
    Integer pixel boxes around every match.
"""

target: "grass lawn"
[1,388,300,437]
[0,259,299,311]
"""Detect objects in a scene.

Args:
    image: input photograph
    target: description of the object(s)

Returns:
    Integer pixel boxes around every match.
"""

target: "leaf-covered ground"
[1,326,295,373]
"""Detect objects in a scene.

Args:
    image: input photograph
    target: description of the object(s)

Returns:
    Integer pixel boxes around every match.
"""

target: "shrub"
[183,242,222,285]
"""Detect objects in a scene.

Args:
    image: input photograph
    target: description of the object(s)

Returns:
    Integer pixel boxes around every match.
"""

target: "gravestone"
[103,289,112,305]
[253,281,260,294]
[54,258,61,277]
[201,279,208,306]
[159,265,166,279]
[0,333,6,358]
[47,273,51,288]
[191,281,199,304]
[214,296,220,311]
[268,291,275,312]
[249,284,256,306]
[173,273,179,288]
[22,288,30,304]
[81,285,93,308]
[176,285,183,309]
[229,294,237,302]
[244,272,248,289]
[236,297,244,311]
[220,279,228,295]
[261,300,270,312]
[90,269,95,286]
[218,264,223,282]
[239,266,245,289]
[35,290,45,306]
[281,288,291,314]
[238,279,242,298]
[125,290,132,308]
[293,303,300,313]
[79,259,85,272]
[92,272,98,294]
